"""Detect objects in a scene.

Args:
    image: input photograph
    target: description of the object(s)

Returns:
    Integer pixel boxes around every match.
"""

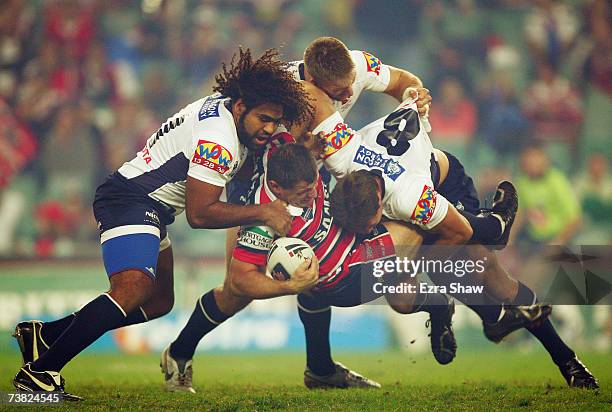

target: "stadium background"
[0,0,610,363]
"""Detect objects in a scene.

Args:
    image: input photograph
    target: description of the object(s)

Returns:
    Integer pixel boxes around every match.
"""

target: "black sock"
[512,282,575,364]
[32,294,127,372]
[170,290,229,360]
[412,291,450,316]
[468,304,502,324]
[460,210,502,243]
[40,307,148,347]
[298,303,334,376]
[40,314,76,345]
[528,319,575,365]
[512,281,537,305]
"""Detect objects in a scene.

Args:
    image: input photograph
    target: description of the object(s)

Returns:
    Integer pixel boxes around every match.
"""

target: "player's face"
[317,71,356,104]
[282,177,319,208]
[237,102,284,150]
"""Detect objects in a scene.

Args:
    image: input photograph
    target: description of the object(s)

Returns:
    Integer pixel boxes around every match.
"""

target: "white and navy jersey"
[288,50,391,119]
[314,99,449,229]
[233,133,395,290]
[116,94,248,217]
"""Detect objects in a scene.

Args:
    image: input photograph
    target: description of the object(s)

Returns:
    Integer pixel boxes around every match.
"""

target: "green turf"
[1,351,610,411]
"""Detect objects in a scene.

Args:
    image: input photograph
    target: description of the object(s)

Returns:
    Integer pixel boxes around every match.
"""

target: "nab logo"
[362,52,382,76]
[323,123,354,158]
[198,96,222,120]
[353,145,405,181]
[411,185,437,225]
[192,140,233,174]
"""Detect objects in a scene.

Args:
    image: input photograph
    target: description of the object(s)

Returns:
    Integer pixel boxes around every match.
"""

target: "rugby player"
[162,141,455,392]
[318,98,598,388]
[199,37,501,388]
[282,38,595,388]
[11,48,314,400]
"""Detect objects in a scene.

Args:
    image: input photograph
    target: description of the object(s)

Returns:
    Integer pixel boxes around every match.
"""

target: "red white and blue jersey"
[115,93,248,217]
[232,133,395,290]
[314,99,450,230]
[288,50,391,119]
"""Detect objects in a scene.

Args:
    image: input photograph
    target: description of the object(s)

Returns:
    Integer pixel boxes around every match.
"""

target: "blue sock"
[32,294,127,372]
[170,290,229,360]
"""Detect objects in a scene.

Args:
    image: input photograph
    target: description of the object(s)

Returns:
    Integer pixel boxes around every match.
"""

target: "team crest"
[362,52,382,75]
[411,185,437,225]
[324,123,355,158]
[192,140,233,174]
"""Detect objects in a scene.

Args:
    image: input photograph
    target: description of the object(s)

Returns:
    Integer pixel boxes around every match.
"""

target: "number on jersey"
[375,107,420,156]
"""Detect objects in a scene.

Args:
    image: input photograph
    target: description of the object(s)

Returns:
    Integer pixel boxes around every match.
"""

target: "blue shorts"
[436,151,480,214]
[423,151,480,246]
[93,174,172,279]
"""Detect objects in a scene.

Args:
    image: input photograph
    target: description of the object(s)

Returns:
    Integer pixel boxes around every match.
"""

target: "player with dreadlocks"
[12,48,314,400]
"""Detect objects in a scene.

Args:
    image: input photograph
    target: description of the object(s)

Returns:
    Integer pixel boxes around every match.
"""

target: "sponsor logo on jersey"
[353,146,405,181]
[362,52,382,75]
[145,210,160,224]
[198,96,222,120]
[411,185,437,225]
[238,226,274,250]
[192,140,233,173]
[324,123,355,158]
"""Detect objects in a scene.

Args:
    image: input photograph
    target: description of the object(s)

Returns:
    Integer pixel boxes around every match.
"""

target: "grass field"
[1,351,610,411]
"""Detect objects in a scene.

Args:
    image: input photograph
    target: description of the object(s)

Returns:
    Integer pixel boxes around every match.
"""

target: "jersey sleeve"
[313,111,361,179]
[186,130,239,187]
[233,225,276,266]
[385,177,450,230]
[351,50,391,93]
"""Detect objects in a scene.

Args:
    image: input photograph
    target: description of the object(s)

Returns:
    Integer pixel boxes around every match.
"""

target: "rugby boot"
[13,320,49,364]
[426,296,457,365]
[484,303,552,343]
[557,356,599,389]
[13,363,83,401]
[487,180,519,250]
[160,345,196,393]
[304,362,381,389]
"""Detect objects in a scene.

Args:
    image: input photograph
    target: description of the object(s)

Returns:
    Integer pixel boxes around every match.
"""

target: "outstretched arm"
[185,176,292,235]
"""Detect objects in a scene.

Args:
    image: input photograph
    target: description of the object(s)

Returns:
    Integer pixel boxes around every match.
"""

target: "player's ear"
[233,98,247,116]
[268,180,282,196]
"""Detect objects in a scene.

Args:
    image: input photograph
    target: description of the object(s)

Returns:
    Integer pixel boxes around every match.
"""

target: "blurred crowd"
[0,0,610,258]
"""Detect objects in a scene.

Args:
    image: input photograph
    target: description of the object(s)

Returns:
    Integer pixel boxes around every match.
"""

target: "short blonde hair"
[303,37,355,84]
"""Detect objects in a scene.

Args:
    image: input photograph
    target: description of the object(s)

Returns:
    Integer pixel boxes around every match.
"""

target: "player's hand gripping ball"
[266,237,315,281]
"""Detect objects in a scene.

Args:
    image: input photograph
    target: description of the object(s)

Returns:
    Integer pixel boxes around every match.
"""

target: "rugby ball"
[266,237,315,281]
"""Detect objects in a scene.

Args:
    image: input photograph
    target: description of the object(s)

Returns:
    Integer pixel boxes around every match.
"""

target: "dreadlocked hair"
[213,48,314,127]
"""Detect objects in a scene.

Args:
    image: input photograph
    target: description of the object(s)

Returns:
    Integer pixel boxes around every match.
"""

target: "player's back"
[319,99,446,228]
